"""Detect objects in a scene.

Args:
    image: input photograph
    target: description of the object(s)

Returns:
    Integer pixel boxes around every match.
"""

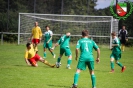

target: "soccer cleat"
[53,54,56,58]
[70,84,77,88]
[109,69,114,73]
[66,66,71,69]
[51,64,56,68]
[56,62,60,68]
[43,57,46,58]
[121,66,126,72]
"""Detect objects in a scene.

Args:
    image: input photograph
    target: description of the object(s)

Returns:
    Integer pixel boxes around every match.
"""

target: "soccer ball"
[56,62,61,68]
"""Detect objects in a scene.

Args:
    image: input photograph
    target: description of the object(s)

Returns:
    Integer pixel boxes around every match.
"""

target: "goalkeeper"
[30,22,42,53]
[25,42,55,67]
[52,32,72,69]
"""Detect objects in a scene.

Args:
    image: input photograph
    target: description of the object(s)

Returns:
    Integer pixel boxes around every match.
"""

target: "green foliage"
[0,44,133,88]
[0,0,133,44]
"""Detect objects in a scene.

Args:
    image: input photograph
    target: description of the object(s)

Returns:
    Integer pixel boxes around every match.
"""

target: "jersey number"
[85,43,89,52]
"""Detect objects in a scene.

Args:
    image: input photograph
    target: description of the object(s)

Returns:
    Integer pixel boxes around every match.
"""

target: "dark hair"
[111,32,116,36]
[45,25,49,28]
[26,42,31,47]
[82,30,89,36]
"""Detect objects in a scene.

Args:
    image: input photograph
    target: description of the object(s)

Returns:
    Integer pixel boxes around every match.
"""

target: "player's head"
[45,25,50,31]
[66,32,71,37]
[26,42,31,49]
[111,32,116,38]
[34,22,38,27]
[82,30,89,37]
[122,25,125,30]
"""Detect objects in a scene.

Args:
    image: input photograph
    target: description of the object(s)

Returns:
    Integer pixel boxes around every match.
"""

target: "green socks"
[51,51,55,56]
[91,74,96,87]
[74,72,79,85]
[73,73,96,87]
[57,57,61,63]
[117,62,123,67]
[67,58,72,67]
[111,61,123,70]
[44,52,46,58]
[111,61,114,70]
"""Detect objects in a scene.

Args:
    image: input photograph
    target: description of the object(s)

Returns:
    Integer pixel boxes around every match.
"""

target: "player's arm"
[47,36,52,43]
[96,48,100,63]
[93,42,100,63]
[24,51,31,66]
[47,31,53,43]
[51,40,60,50]
[75,48,79,61]
[25,59,31,66]
[112,39,119,47]
[39,28,42,40]
[112,44,119,47]
[75,41,80,61]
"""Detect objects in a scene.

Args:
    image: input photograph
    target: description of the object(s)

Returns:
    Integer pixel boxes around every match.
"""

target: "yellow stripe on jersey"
[32,26,42,39]
[25,44,36,59]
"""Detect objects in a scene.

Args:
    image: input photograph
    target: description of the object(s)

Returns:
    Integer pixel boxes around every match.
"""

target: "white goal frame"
[18,13,118,48]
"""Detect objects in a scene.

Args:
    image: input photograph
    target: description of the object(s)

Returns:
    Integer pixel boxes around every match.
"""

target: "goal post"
[18,13,118,48]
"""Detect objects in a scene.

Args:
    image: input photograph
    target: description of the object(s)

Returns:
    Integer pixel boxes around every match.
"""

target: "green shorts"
[43,42,52,50]
[60,47,72,56]
[77,61,94,71]
[110,52,121,60]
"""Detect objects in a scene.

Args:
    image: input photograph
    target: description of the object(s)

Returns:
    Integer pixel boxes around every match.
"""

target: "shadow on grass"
[13,65,56,69]
[48,84,69,88]
[95,69,109,72]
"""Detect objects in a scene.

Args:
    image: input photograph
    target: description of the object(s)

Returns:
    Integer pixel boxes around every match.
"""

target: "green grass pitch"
[0,44,133,88]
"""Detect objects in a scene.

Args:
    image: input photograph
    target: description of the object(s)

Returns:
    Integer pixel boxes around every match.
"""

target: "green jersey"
[57,35,70,48]
[44,30,53,43]
[76,38,99,61]
[112,36,121,53]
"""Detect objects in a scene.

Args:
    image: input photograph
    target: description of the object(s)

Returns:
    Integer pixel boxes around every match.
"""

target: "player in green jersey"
[43,26,55,58]
[110,32,126,73]
[71,30,100,88]
[52,32,72,69]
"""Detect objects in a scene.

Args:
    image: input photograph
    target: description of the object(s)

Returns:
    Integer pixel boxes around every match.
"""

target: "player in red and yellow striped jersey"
[25,42,55,67]
[30,22,42,53]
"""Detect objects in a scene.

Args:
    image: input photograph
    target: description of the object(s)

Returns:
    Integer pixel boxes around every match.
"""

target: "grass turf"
[0,44,133,88]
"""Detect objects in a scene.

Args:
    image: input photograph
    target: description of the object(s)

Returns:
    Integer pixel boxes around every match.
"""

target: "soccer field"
[0,44,133,88]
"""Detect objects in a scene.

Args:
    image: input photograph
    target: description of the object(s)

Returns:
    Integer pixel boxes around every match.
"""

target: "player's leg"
[28,57,38,67]
[56,48,64,68]
[56,54,63,68]
[89,70,96,88]
[35,54,55,67]
[71,69,81,88]
[48,43,56,58]
[110,54,115,73]
[43,48,47,58]
[66,55,72,69]
[32,39,37,52]
[34,39,40,53]
[115,53,126,72]
[121,39,126,51]
[43,43,47,58]
[87,61,96,88]
[65,48,72,69]
[71,61,85,88]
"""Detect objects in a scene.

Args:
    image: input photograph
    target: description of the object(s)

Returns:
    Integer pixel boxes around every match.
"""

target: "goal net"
[18,13,118,48]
